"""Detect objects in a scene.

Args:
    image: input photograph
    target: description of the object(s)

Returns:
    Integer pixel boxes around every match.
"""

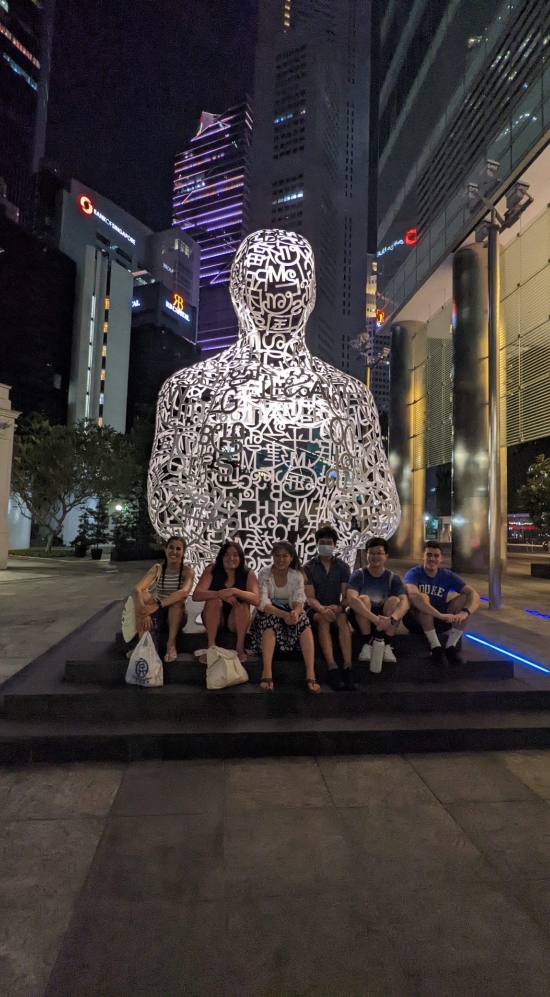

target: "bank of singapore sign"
[78,194,136,246]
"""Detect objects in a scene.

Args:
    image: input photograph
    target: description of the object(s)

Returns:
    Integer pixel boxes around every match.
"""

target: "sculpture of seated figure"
[148,229,400,571]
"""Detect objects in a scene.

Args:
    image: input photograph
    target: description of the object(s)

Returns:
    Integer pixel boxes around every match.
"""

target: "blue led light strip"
[479,597,550,620]
[465,634,550,674]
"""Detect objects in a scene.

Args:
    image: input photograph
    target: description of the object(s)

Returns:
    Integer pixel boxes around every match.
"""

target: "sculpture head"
[230,229,316,338]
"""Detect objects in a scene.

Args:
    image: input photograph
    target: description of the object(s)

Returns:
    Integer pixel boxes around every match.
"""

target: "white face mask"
[317,544,334,557]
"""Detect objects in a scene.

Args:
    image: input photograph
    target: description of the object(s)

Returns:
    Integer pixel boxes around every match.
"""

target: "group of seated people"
[131,529,480,692]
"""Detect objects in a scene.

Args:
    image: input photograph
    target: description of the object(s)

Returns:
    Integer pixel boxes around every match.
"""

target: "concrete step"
[63,654,514,687]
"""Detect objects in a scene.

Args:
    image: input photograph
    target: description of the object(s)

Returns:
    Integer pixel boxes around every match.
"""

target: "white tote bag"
[121,565,162,643]
[195,646,249,690]
[126,632,164,687]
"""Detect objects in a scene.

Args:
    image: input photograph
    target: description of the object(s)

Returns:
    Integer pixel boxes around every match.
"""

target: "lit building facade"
[0,210,75,423]
[0,0,54,220]
[377,0,550,564]
[55,180,199,433]
[172,102,252,355]
[248,0,372,379]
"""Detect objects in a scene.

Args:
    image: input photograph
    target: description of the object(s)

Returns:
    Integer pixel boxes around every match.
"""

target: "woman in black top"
[193,541,260,662]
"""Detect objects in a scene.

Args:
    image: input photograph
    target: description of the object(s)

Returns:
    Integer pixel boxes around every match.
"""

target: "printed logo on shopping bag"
[125,632,164,687]
[135,658,149,680]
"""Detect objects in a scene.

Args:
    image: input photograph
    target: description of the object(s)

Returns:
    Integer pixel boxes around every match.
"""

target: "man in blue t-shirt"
[404,540,480,667]
[347,537,409,675]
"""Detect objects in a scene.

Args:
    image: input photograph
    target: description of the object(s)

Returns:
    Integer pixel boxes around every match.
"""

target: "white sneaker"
[370,638,385,674]
[358,643,372,661]
[383,644,396,663]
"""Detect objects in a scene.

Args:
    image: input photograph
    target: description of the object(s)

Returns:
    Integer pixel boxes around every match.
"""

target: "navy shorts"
[402,609,449,635]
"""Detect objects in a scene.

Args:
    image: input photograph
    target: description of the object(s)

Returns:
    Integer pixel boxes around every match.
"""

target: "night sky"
[46,0,257,231]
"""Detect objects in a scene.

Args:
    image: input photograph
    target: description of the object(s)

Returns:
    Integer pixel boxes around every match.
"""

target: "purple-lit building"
[172,101,252,355]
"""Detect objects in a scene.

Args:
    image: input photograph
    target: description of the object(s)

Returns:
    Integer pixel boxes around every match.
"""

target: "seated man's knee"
[448,592,468,611]
[358,594,372,609]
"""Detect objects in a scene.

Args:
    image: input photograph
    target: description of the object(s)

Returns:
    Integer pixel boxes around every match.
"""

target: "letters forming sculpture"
[148,229,400,569]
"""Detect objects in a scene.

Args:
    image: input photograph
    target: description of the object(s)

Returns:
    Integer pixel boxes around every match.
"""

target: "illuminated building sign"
[165,299,191,323]
[77,194,137,246]
[377,228,418,258]
[376,309,386,325]
[131,299,141,308]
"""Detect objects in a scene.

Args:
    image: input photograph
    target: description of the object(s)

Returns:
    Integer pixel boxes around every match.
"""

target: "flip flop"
[306,679,321,693]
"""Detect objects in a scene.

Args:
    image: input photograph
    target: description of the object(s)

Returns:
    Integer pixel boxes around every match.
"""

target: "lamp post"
[468,169,533,609]
[352,328,390,389]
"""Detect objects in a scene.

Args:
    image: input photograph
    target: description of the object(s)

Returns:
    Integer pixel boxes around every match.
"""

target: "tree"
[11,415,140,550]
[110,404,158,546]
[518,454,550,536]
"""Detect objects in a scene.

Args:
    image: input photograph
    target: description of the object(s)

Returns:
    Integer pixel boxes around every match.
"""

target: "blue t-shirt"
[348,568,406,608]
[404,566,465,614]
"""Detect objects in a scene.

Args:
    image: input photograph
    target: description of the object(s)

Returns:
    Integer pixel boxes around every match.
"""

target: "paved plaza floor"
[1,752,550,996]
[1,552,550,995]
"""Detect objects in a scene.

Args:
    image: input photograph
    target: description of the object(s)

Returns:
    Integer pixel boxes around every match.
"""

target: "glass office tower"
[172,102,252,355]
[249,0,373,380]
[0,0,54,220]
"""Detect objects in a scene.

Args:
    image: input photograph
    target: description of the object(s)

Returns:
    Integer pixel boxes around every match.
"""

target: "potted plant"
[70,509,92,558]
[518,455,550,578]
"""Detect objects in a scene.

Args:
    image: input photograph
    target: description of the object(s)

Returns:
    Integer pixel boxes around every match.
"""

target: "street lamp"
[468,166,534,609]
[352,328,390,390]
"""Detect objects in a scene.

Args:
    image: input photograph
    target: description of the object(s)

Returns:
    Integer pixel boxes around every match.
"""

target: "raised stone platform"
[1,601,550,762]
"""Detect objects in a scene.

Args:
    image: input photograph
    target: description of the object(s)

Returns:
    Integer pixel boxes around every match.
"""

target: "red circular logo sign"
[79,194,94,215]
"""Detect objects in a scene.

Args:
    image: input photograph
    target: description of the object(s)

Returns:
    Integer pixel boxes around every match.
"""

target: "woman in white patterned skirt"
[247,541,320,692]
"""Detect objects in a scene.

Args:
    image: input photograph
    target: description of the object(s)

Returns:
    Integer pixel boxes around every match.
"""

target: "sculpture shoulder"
[309,356,375,407]
[158,350,231,399]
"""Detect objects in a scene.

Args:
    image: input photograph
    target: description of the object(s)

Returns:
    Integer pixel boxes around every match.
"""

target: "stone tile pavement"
[1,752,550,996]
[0,557,144,684]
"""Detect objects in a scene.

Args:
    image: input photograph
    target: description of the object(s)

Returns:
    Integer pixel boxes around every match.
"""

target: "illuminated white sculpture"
[148,229,400,569]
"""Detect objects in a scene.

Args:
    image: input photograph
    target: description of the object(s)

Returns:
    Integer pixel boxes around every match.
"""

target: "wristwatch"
[390,616,398,627]
[462,608,470,617]
[156,597,163,608]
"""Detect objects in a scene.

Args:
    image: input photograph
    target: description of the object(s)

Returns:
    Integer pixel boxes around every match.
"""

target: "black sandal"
[260,677,274,691]
[306,678,321,693]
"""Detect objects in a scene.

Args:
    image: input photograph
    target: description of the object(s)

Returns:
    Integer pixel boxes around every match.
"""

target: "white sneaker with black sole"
[358,642,372,662]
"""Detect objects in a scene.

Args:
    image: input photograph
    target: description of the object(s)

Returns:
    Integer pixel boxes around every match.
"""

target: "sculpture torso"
[148,228,400,570]
[148,337,400,571]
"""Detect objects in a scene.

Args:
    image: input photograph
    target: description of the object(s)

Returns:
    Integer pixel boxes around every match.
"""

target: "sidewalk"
[0,556,143,684]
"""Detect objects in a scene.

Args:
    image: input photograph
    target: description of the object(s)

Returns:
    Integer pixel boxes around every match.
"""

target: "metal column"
[388,321,426,558]
[451,245,490,573]
[487,220,502,609]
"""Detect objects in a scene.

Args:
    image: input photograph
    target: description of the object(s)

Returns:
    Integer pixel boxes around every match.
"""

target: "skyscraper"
[172,102,252,355]
[249,0,372,379]
[378,0,550,566]
[0,0,54,220]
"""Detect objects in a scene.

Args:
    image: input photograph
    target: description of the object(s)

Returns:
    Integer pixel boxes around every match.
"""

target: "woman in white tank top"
[132,537,194,662]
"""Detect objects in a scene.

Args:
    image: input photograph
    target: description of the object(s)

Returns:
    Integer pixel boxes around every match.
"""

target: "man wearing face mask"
[304,527,353,690]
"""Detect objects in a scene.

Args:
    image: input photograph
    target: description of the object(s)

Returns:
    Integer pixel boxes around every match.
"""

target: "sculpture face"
[148,229,400,570]
[230,229,316,336]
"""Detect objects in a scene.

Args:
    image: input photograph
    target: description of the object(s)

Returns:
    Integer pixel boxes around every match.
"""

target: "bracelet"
[462,608,470,617]
[156,597,163,608]
[390,616,398,627]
